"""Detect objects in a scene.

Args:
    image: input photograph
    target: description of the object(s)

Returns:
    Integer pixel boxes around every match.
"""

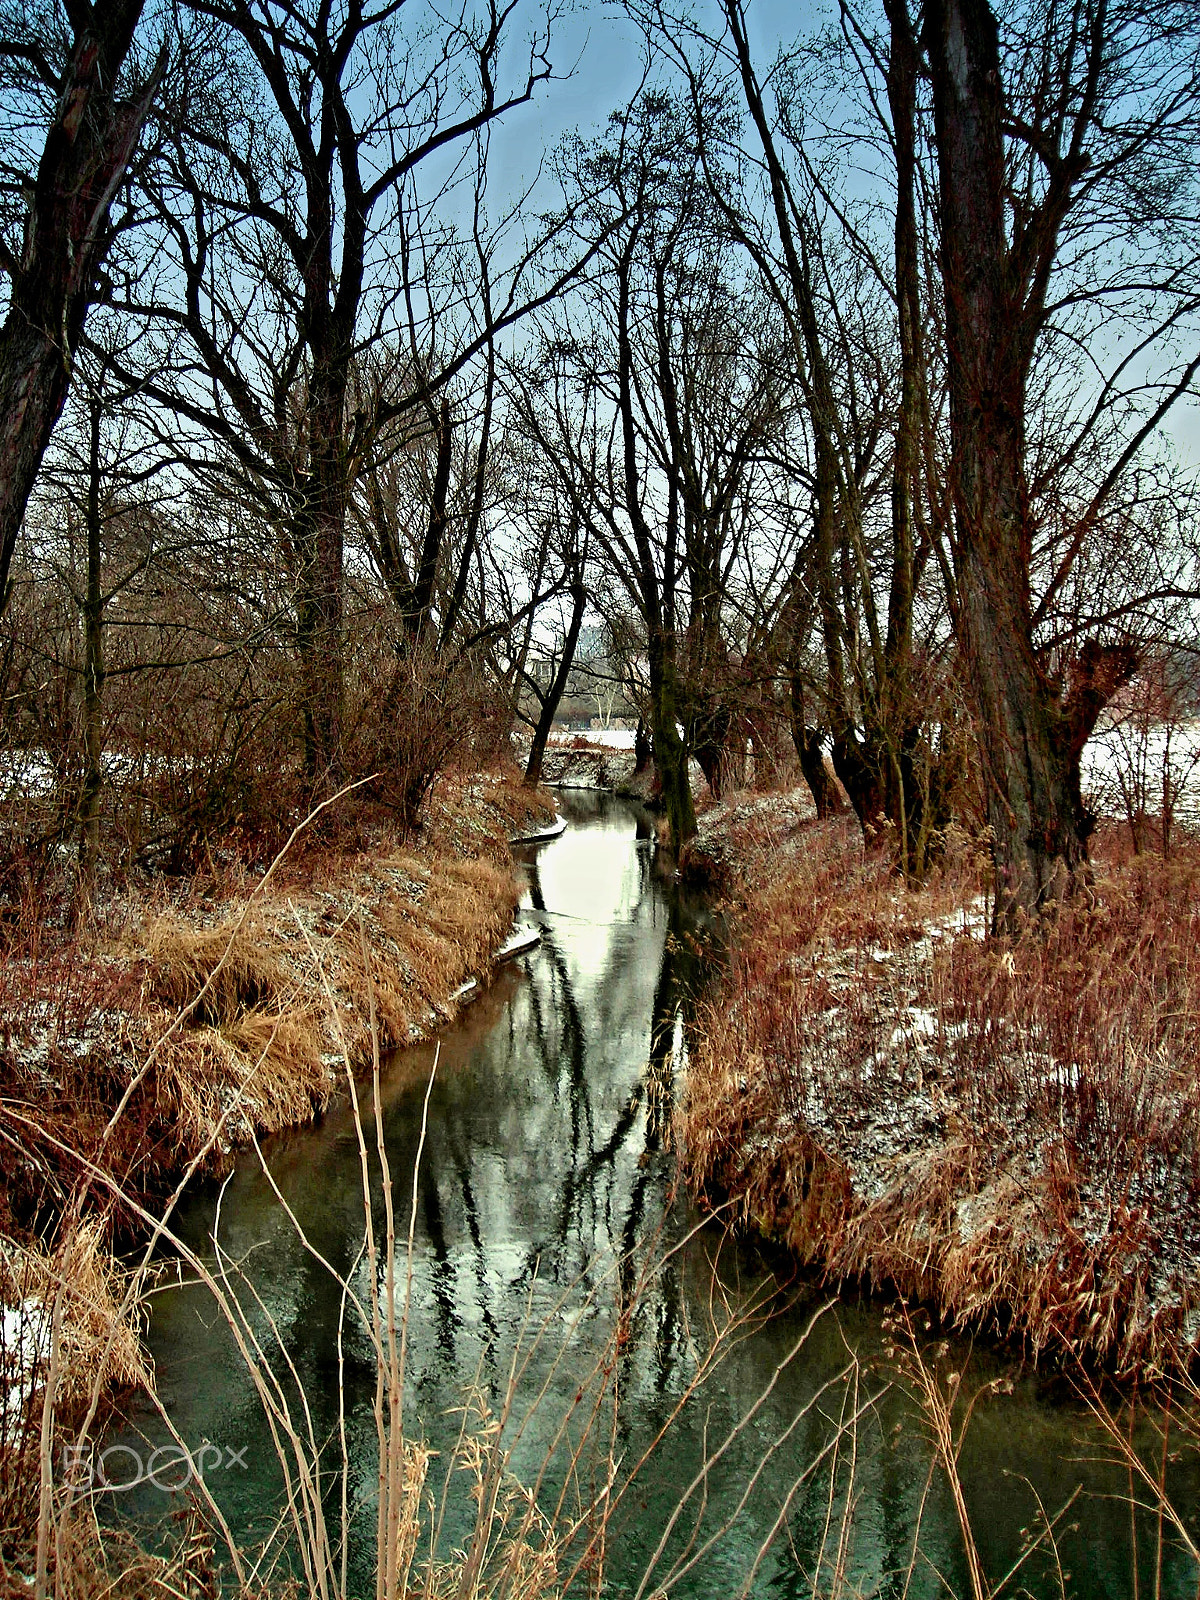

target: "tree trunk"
[692,700,732,798]
[295,370,350,784]
[633,718,652,774]
[615,229,695,856]
[0,3,162,613]
[880,0,929,879]
[790,678,841,820]
[77,401,105,903]
[648,629,696,855]
[410,398,453,641]
[927,0,1092,927]
[525,578,587,785]
[812,436,886,835]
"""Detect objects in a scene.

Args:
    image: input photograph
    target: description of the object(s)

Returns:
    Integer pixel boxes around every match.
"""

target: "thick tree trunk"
[880,0,930,880]
[295,372,350,784]
[0,3,161,613]
[648,629,696,855]
[692,701,732,799]
[0,321,78,612]
[78,403,105,902]
[789,684,841,820]
[927,0,1092,928]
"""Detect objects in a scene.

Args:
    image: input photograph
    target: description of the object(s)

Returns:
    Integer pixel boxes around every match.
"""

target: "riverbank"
[537,732,642,792]
[0,770,554,1237]
[680,791,1200,1376]
[0,770,558,1588]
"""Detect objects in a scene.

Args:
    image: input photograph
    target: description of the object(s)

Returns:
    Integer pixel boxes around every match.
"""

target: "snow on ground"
[2,1297,50,1417]
[684,784,1200,1369]
[537,734,641,790]
[547,727,637,750]
[1081,717,1200,831]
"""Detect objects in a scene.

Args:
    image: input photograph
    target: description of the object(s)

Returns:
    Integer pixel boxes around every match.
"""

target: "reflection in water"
[113,793,1200,1598]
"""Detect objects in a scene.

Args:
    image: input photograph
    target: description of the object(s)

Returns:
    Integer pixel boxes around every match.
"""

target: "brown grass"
[679,785,822,892]
[0,1222,153,1575]
[132,844,520,1159]
[0,775,548,1238]
[681,802,1200,1375]
[143,915,288,1025]
[0,773,553,1595]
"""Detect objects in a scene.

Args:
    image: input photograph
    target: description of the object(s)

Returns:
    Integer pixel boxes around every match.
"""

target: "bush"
[344,633,508,830]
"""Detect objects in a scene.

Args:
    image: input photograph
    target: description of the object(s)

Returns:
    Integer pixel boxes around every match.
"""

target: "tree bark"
[648,627,697,854]
[789,674,841,820]
[879,0,931,878]
[927,0,1097,927]
[615,229,696,855]
[0,1,163,613]
[410,399,453,641]
[295,389,349,783]
[691,698,732,798]
[633,718,652,773]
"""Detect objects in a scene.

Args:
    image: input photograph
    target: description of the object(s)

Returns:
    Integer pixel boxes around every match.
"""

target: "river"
[108,791,1200,1597]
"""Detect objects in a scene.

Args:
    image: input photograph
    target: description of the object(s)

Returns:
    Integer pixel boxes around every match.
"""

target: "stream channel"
[110,791,1200,1596]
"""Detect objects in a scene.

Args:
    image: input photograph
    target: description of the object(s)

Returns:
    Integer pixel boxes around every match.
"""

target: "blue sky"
[489,0,825,186]
[484,0,1200,469]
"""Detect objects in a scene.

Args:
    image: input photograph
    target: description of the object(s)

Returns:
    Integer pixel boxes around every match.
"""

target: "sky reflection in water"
[113,792,1200,1598]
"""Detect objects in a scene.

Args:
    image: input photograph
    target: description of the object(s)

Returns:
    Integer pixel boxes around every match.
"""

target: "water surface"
[111,792,1200,1597]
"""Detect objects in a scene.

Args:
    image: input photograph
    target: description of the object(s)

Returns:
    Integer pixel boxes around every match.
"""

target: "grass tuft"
[681,801,1200,1374]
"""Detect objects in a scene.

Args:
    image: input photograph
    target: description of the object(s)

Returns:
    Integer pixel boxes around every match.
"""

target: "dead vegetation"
[681,798,1200,1376]
[0,770,554,1592]
[0,773,552,1237]
[0,1221,154,1586]
[679,785,820,890]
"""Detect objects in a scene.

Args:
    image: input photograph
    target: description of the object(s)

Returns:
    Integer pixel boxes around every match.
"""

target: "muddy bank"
[0,773,556,1238]
[679,790,1200,1376]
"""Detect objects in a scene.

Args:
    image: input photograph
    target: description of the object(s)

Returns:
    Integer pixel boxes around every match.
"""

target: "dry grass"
[143,915,289,1025]
[0,773,556,1598]
[128,839,521,1160]
[1,1501,230,1600]
[0,775,549,1237]
[9,780,1195,1597]
[1,1222,153,1579]
[681,797,1200,1375]
[679,784,822,891]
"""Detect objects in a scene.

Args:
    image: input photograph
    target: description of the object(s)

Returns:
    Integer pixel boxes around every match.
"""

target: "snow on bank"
[537,739,640,791]
[2,1297,50,1418]
[547,727,637,750]
[681,789,1200,1374]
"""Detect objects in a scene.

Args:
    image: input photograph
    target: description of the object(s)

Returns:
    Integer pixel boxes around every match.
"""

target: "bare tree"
[925,0,1200,925]
[514,95,791,847]
[114,0,563,785]
[521,535,588,785]
[642,0,952,865]
[0,0,166,613]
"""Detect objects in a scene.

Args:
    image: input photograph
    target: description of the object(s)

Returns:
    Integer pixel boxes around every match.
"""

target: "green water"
[106,792,1200,1596]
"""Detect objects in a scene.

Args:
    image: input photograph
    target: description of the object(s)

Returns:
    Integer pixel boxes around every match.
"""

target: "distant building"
[574,625,606,662]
